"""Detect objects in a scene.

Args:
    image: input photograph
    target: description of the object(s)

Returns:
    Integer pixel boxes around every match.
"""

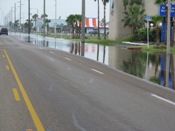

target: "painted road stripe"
[49,51,54,54]
[4,49,45,131]
[47,56,55,62]
[65,57,71,61]
[151,94,175,106]
[26,129,33,131]
[12,88,21,101]
[91,68,104,75]
[5,65,10,71]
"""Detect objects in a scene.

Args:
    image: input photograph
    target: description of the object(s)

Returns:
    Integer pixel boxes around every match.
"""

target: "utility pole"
[81,0,85,56]
[14,3,16,32]
[20,0,21,32]
[14,3,16,22]
[28,0,30,42]
[97,0,100,40]
[43,0,46,38]
[54,0,57,39]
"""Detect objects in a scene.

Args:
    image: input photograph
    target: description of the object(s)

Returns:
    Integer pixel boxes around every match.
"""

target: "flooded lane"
[11,33,175,90]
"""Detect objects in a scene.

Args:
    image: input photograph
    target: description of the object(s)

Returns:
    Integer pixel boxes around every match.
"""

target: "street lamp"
[167,0,171,55]
[43,0,46,38]
[0,8,4,25]
[28,0,30,42]
[81,0,85,56]
[54,0,57,39]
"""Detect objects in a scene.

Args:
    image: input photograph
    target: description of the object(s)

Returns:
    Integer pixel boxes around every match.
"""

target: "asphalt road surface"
[0,35,175,131]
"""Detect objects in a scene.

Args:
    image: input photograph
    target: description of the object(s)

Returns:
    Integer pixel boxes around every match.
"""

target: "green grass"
[130,44,175,53]
[35,33,175,53]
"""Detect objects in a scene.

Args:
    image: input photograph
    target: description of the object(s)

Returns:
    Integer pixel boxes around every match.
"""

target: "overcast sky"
[0,0,110,24]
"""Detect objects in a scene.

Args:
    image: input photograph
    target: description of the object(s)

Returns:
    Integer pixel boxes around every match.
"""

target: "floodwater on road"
[11,33,175,90]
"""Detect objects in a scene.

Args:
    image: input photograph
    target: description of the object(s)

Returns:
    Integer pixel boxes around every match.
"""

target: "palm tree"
[74,14,82,38]
[14,20,19,32]
[102,0,109,40]
[129,0,144,6]
[152,15,163,46]
[45,19,51,35]
[122,4,145,34]
[66,15,76,38]
[94,0,100,39]
[123,0,129,11]
[32,14,38,33]
[41,13,48,34]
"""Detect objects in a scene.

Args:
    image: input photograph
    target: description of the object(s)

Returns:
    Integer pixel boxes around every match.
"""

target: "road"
[0,35,175,131]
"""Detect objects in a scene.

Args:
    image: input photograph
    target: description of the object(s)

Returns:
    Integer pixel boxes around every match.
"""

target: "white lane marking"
[39,47,43,49]
[49,51,54,54]
[47,56,55,62]
[72,113,87,131]
[91,68,104,75]
[65,57,71,61]
[151,94,175,106]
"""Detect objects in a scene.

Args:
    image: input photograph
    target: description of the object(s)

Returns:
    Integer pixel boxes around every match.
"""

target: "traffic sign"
[144,15,152,21]
[159,4,175,17]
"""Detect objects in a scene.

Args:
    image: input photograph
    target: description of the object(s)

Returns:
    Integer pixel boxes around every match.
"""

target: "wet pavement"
[11,33,175,90]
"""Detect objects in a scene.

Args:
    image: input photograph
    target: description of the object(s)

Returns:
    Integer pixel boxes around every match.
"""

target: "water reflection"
[108,46,175,90]
[11,33,175,90]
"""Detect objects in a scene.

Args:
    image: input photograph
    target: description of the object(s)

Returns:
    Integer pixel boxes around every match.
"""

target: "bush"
[134,27,156,42]
[149,28,156,42]
[134,28,147,42]
[122,35,137,42]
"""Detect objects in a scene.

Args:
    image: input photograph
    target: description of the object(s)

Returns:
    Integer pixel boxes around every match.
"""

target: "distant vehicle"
[89,30,98,36]
[0,28,8,35]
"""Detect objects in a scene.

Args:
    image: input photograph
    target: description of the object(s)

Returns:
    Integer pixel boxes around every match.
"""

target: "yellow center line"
[5,65,10,71]
[4,49,45,131]
[12,88,21,101]
[26,129,33,131]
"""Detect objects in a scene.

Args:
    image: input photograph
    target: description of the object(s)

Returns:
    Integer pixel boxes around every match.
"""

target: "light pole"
[19,0,21,32]
[54,0,57,39]
[28,0,30,42]
[0,8,4,25]
[167,0,171,55]
[43,0,46,38]
[81,0,85,56]
[14,3,16,22]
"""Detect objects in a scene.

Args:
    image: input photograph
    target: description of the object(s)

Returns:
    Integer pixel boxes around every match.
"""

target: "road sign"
[144,15,152,21]
[159,4,175,17]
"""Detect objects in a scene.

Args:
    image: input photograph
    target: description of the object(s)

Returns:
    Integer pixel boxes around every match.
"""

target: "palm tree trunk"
[35,19,37,33]
[156,26,160,46]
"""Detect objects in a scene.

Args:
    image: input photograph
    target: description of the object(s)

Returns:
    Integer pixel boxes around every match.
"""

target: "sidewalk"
[122,41,147,46]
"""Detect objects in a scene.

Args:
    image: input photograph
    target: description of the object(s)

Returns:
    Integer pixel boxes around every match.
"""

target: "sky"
[0,0,110,25]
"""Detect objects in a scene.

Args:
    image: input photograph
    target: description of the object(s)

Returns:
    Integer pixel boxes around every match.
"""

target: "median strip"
[4,49,45,131]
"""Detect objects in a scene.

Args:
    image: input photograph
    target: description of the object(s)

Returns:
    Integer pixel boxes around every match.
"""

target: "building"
[109,0,161,40]
[83,18,109,34]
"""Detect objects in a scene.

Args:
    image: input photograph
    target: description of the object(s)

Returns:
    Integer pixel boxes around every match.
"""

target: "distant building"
[49,19,67,33]
[83,18,109,34]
